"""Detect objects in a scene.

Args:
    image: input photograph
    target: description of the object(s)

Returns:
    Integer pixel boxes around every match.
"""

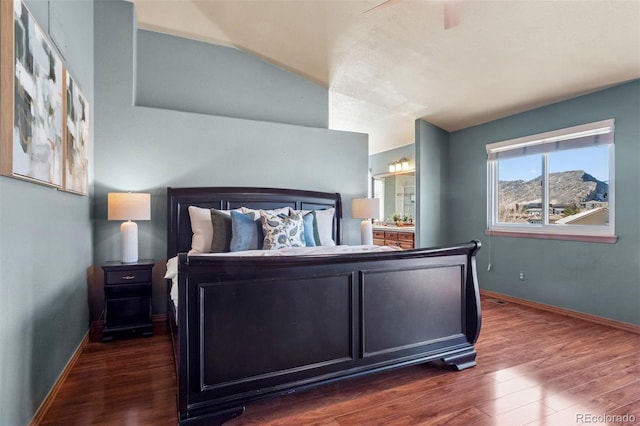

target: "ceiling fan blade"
[363,0,401,14]
[443,0,460,29]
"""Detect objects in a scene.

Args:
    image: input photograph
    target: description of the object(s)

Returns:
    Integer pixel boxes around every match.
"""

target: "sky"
[498,145,610,182]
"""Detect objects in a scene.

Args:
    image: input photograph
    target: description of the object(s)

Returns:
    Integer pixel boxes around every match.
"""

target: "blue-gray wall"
[93,1,368,320]
[0,1,94,425]
[369,144,414,176]
[136,30,328,128]
[448,80,640,325]
[415,120,449,248]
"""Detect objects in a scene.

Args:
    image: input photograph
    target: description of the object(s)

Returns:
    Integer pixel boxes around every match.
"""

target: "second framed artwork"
[64,72,89,195]
[0,0,89,195]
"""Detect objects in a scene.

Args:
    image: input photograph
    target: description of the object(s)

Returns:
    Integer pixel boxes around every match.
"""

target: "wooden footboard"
[175,241,481,425]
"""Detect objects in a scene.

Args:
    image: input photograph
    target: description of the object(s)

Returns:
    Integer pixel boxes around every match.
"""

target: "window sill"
[485,229,618,244]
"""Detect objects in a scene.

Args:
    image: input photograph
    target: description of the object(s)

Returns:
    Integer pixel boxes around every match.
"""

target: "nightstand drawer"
[106,269,151,285]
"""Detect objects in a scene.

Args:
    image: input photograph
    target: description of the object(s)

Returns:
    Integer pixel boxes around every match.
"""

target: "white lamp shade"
[108,193,151,221]
[108,193,150,263]
[352,198,380,219]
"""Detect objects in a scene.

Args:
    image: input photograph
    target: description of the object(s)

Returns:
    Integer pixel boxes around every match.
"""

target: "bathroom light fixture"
[387,158,413,174]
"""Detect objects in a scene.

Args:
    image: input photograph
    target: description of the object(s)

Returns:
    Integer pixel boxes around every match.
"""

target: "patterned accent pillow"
[242,206,290,217]
[260,211,306,250]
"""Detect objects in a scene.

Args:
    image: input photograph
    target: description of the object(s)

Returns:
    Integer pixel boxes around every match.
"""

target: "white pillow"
[188,206,213,254]
[315,208,336,246]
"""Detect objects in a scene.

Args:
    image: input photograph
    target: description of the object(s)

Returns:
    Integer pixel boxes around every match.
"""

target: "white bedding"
[164,245,403,316]
[191,244,401,258]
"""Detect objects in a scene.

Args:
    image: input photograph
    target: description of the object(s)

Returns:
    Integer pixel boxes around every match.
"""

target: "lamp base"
[121,221,139,263]
[360,219,373,245]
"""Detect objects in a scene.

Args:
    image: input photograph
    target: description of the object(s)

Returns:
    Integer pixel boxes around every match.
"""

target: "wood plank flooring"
[39,296,640,425]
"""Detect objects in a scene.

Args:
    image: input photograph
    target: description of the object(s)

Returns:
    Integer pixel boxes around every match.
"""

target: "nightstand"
[101,259,154,341]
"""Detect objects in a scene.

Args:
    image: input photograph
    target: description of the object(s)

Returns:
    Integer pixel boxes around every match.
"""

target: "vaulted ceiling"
[131,0,640,153]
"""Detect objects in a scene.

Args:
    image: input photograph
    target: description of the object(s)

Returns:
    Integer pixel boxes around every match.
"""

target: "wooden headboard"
[166,187,343,258]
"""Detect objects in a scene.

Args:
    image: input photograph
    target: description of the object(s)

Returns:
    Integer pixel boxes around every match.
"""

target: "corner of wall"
[415,119,451,248]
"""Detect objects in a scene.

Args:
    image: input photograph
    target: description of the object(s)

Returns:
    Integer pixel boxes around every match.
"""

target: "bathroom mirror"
[372,171,416,225]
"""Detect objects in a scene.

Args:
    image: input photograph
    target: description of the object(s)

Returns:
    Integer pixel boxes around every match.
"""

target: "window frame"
[486,119,616,243]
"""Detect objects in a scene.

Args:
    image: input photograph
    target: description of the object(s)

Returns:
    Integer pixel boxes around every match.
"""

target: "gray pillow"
[210,208,232,252]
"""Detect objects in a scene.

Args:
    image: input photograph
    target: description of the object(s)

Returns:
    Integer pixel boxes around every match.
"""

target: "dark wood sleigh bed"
[166,186,482,425]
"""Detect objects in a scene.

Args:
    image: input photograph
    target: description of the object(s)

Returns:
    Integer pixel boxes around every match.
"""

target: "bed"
[166,186,481,425]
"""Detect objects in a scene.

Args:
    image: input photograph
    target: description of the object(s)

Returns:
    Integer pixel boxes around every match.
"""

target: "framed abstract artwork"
[1,0,64,188]
[63,71,89,195]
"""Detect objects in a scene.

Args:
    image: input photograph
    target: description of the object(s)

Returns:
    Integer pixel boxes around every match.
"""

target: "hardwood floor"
[40,297,640,425]
[39,330,177,426]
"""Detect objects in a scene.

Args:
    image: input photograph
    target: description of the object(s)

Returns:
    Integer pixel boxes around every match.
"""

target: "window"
[486,119,616,243]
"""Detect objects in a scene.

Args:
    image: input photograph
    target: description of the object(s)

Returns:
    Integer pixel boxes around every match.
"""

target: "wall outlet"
[519,272,525,281]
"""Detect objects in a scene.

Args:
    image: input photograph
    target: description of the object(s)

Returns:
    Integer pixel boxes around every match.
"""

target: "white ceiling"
[131,0,640,154]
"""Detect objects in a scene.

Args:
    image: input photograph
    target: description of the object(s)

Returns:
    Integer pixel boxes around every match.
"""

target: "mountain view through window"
[497,145,609,226]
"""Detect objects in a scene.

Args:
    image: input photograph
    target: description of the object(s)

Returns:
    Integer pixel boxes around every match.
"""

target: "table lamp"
[352,198,380,245]
[108,192,151,263]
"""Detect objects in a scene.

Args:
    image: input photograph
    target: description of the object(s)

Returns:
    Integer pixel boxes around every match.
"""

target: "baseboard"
[480,289,640,335]
[30,331,90,426]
